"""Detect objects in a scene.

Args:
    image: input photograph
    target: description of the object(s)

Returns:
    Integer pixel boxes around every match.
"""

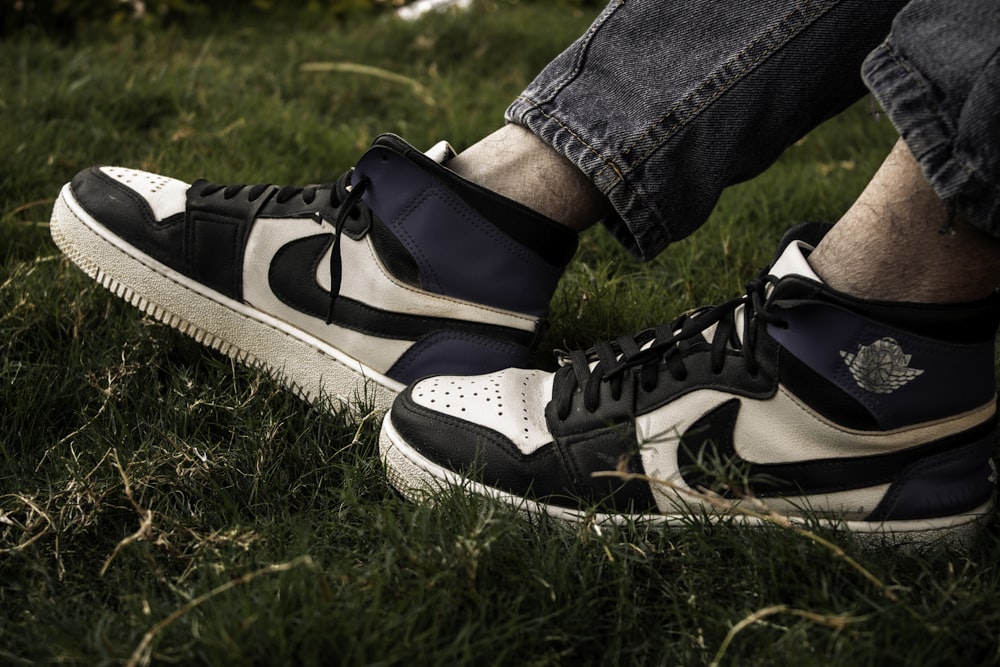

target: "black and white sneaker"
[380,223,1000,543]
[50,134,577,412]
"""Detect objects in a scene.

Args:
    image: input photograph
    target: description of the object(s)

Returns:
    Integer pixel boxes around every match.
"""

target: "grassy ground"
[3,4,1000,666]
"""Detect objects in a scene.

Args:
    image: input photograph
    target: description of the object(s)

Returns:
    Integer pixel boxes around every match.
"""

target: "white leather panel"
[99,167,188,221]
[408,368,556,455]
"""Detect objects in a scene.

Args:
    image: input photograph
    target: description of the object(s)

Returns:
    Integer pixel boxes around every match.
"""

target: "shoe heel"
[867,419,997,522]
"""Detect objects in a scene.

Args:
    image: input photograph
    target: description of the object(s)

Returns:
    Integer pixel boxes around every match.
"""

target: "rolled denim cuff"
[507,0,904,261]
[862,27,1000,237]
[506,95,663,261]
[504,1,670,260]
[508,95,675,260]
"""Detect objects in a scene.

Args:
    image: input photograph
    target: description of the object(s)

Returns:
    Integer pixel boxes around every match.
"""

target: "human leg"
[446,0,906,243]
[380,216,1000,544]
[50,0,902,414]
[811,0,1000,304]
[810,138,1000,304]
[379,2,1000,541]
[859,0,1000,238]
[507,0,908,259]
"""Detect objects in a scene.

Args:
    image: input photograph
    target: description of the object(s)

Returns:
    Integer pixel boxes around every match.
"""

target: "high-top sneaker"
[380,223,1000,543]
[50,134,577,412]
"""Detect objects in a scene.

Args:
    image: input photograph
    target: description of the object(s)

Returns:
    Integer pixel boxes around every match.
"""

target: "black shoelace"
[196,170,371,324]
[553,270,787,420]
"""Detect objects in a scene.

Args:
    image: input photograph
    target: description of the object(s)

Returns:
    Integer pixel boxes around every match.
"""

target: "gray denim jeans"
[507,0,1000,261]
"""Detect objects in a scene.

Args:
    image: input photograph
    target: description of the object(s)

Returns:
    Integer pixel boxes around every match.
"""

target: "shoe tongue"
[423,140,457,164]
[700,240,825,347]
[564,239,828,370]
[768,240,823,283]
[369,133,456,165]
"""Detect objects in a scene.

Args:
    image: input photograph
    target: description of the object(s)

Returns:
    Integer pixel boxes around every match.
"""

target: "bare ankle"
[808,139,1000,304]
[446,124,612,232]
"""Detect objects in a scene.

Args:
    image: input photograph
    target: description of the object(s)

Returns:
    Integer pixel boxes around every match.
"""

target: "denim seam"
[512,92,654,219]
[874,42,954,157]
[882,43,1000,200]
[593,0,840,186]
[390,186,442,291]
[529,0,625,106]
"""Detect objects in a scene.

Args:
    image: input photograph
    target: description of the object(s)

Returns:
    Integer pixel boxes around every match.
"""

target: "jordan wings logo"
[840,337,923,394]
[675,399,956,498]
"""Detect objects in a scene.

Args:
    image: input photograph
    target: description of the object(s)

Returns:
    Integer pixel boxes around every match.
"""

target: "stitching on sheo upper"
[188,210,243,298]
[359,236,537,327]
[388,330,523,376]
[395,331,521,363]
[407,394,555,465]
[872,441,987,520]
[550,437,583,493]
[594,0,839,185]
[394,184,533,266]
[390,184,441,289]
[78,209,384,386]
[782,381,997,442]
[267,236,330,314]
[337,297,534,336]
[96,169,163,229]
[778,384,891,437]
[432,185,539,264]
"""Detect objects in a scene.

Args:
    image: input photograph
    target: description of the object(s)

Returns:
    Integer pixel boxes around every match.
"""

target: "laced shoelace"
[196,170,371,324]
[553,270,788,420]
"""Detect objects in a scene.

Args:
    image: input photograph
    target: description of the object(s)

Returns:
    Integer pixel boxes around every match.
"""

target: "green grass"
[3,5,1000,666]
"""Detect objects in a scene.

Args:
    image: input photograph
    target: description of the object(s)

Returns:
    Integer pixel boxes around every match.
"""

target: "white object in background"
[397,0,473,21]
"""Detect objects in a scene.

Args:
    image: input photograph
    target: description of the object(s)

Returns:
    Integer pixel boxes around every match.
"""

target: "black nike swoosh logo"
[267,234,535,345]
[268,234,334,319]
[676,398,995,498]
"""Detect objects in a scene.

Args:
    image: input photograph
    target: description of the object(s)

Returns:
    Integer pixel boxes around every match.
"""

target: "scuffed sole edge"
[50,185,404,415]
[379,413,991,548]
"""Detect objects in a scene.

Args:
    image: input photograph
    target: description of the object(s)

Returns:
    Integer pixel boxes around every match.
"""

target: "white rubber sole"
[379,413,992,547]
[50,184,404,414]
